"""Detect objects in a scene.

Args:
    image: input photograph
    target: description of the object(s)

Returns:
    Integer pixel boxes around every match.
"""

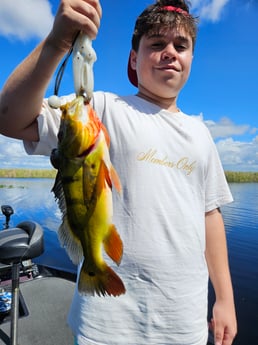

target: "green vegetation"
[0,184,25,189]
[0,169,56,179]
[0,169,257,183]
[225,171,258,183]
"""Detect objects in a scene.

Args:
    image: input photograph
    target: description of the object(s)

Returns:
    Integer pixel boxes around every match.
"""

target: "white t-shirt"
[24,92,233,345]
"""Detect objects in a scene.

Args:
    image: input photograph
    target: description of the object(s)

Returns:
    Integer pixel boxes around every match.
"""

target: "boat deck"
[0,275,75,345]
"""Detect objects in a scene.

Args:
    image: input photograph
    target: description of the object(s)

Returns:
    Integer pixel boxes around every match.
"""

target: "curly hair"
[132,0,199,52]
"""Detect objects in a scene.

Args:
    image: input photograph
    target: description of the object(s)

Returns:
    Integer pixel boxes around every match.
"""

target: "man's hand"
[48,0,102,52]
[209,296,237,345]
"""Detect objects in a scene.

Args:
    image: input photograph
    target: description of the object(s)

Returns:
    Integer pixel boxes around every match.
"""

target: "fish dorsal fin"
[52,171,67,216]
[52,171,83,264]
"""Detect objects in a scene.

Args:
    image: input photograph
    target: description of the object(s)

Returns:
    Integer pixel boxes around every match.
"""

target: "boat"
[0,204,76,345]
[0,206,214,345]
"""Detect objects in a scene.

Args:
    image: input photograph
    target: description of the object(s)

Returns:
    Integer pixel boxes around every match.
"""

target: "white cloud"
[0,0,54,41]
[216,136,258,171]
[205,117,253,139]
[191,0,230,21]
[199,115,258,170]
[0,135,52,169]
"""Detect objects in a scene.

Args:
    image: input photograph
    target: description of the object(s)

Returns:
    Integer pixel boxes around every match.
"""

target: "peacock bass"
[50,33,125,297]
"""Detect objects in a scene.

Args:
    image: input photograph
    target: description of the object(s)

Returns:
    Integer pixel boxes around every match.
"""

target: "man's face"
[130,27,193,100]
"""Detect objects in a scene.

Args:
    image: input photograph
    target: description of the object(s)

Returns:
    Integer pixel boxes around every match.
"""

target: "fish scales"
[51,96,125,297]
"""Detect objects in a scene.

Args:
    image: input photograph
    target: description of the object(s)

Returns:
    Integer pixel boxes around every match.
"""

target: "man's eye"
[175,45,187,51]
[151,42,164,49]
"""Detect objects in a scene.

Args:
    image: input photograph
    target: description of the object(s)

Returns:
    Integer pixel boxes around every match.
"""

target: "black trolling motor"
[1,205,14,229]
[0,205,14,318]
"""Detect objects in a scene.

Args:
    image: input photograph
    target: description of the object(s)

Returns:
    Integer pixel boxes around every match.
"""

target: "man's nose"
[161,43,177,60]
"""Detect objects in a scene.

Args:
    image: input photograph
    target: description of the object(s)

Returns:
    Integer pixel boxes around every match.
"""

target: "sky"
[0,0,257,171]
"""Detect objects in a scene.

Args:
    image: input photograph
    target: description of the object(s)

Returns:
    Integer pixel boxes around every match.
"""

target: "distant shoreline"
[0,169,56,179]
[225,171,258,183]
[0,169,258,183]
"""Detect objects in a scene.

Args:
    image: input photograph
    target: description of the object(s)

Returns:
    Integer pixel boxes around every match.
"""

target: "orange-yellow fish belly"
[70,131,124,297]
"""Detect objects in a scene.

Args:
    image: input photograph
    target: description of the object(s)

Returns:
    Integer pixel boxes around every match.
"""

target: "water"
[208,183,258,345]
[0,178,76,273]
[0,178,257,344]
[219,183,258,345]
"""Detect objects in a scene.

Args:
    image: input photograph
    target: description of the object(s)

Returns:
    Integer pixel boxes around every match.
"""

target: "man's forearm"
[0,37,65,141]
[205,209,233,299]
[205,209,237,345]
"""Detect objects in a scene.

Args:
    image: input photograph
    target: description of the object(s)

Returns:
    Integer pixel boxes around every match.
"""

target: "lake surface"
[0,178,257,344]
[0,178,76,273]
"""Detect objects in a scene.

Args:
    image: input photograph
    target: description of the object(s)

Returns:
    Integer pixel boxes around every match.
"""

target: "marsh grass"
[225,171,258,183]
[0,169,56,179]
[0,169,257,182]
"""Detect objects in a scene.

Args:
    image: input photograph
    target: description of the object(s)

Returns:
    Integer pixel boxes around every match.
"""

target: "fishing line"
[48,31,80,108]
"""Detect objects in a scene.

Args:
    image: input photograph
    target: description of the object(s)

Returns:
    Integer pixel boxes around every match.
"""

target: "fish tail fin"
[103,224,123,265]
[78,260,126,297]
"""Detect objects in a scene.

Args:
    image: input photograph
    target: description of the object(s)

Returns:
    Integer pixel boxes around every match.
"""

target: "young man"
[0,0,237,344]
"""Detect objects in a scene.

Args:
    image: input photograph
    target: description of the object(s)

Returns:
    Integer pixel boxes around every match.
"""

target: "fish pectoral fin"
[101,123,110,147]
[110,165,122,193]
[95,159,111,191]
[103,224,123,265]
[101,160,112,189]
[101,159,121,193]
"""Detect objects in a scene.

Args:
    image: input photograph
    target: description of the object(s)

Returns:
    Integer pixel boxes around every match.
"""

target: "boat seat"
[0,221,44,265]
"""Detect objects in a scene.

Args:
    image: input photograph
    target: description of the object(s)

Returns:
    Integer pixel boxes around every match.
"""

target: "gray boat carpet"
[0,277,75,345]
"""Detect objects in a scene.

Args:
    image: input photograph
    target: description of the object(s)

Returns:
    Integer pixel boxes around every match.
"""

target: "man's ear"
[130,49,137,70]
